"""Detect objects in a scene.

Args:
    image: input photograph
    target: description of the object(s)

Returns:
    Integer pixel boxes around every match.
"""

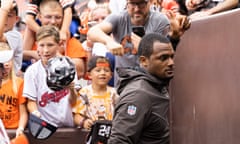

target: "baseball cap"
[0,50,13,64]
[87,56,113,72]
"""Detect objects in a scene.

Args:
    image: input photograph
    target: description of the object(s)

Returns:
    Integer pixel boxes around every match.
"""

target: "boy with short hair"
[23,25,77,127]
[23,0,74,55]
[23,0,86,79]
[73,56,119,129]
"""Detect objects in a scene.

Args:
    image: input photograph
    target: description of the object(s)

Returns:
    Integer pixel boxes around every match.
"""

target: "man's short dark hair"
[137,33,170,58]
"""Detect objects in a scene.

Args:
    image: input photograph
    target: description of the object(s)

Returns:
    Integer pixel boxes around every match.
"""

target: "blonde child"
[73,56,119,129]
[0,43,28,137]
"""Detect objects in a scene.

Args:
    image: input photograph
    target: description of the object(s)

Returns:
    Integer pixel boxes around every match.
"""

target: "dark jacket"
[108,67,170,144]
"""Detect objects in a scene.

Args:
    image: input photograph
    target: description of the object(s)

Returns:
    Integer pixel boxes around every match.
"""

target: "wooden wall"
[170,9,240,144]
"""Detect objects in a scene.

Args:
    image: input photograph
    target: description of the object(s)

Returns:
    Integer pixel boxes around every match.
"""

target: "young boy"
[23,0,74,54]
[23,0,86,80]
[73,56,119,129]
[0,0,23,76]
[23,25,77,127]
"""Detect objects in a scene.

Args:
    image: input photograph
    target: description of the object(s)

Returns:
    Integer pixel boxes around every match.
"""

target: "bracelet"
[17,127,24,132]
[0,8,10,13]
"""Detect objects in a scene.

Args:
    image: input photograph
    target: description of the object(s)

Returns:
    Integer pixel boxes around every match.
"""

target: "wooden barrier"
[7,128,88,144]
[170,9,240,144]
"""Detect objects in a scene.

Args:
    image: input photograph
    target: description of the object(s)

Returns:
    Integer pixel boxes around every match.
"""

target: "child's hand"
[31,110,41,118]
[1,0,15,11]
[83,118,94,130]
[15,127,24,137]
[59,30,70,55]
[59,30,68,42]
[66,81,75,89]
[59,30,70,43]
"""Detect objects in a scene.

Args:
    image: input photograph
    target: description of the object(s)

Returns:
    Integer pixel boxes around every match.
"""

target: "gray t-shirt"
[105,10,170,84]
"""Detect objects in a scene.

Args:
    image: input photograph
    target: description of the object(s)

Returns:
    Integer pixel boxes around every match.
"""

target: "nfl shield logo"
[127,105,137,116]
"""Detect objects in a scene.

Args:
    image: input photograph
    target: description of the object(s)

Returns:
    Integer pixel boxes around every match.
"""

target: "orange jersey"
[0,78,25,129]
[65,37,86,58]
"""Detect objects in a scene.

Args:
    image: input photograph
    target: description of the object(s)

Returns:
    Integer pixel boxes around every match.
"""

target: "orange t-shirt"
[32,37,87,58]
[0,78,25,129]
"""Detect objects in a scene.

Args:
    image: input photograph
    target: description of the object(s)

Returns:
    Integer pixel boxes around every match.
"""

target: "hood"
[116,67,169,94]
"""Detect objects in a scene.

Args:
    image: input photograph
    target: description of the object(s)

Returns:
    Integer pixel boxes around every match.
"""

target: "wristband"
[17,126,24,132]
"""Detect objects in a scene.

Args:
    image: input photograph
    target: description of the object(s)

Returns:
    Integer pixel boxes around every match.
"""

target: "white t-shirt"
[92,43,108,57]
[23,60,74,127]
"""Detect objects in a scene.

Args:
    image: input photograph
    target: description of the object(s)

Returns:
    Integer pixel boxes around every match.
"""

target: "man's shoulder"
[119,79,151,99]
[4,30,22,42]
[5,29,22,36]
[149,11,169,21]
[106,10,129,21]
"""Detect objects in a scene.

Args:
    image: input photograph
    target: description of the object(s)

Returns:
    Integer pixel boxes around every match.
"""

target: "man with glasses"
[87,0,187,86]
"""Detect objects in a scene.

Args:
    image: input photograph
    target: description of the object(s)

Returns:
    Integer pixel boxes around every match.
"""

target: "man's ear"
[139,56,148,68]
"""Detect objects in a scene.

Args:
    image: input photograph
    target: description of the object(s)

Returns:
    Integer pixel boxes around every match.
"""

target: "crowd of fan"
[0,0,238,142]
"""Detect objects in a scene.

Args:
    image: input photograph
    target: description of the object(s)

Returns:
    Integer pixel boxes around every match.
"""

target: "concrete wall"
[170,9,240,144]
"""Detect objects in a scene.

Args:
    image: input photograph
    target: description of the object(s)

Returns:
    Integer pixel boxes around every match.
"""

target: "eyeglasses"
[127,1,147,9]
